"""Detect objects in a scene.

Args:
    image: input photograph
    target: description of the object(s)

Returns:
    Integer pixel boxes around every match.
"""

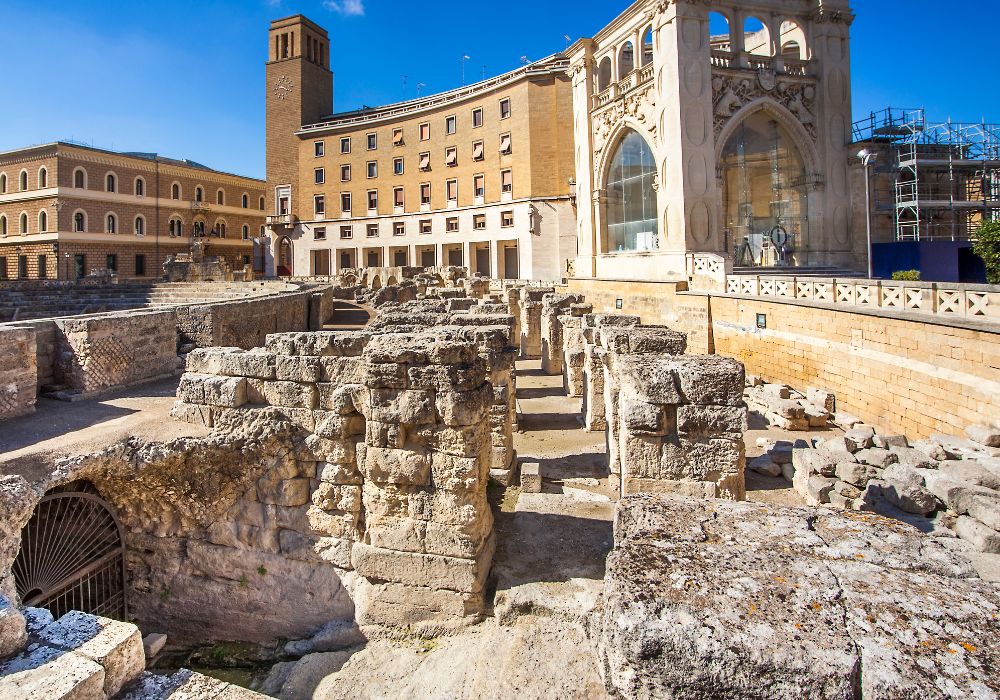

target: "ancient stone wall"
[0,327,36,421]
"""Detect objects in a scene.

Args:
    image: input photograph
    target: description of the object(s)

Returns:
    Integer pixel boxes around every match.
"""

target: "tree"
[973,221,1000,285]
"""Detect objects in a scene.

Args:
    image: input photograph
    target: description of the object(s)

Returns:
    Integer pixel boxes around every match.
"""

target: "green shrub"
[891,269,921,282]
[973,221,1000,285]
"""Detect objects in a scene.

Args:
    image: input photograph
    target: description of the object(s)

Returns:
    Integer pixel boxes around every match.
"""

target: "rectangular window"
[446,179,458,201]
[472,140,485,161]
[419,152,431,171]
[367,190,378,211]
[393,187,404,208]
[315,226,327,240]
[37,255,47,279]
[393,157,404,175]
[500,98,511,120]
[419,122,430,141]
[340,137,351,154]
[367,223,379,237]
[501,168,513,194]
[392,128,404,146]
[472,107,484,128]
[134,254,145,276]
[18,255,28,279]
[0,257,6,280]
[367,133,377,150]
[474,174,485,198]
[420,183,431,205]
[367,161,378,178]
[341,164,351,182]
[499,132,512,155]
[501,210,514,227]
[314,168,325,184]
[341,192,352,213]
[446,115,457,135]
[314,195,326,216]
[446,147,458,167]
[340,225,353,239]
[393,222,406,236]
[314,141,325,157]
[106,253,117,271]
[446,217,459,232]
[419,219,432,234]
[473,214,487,230]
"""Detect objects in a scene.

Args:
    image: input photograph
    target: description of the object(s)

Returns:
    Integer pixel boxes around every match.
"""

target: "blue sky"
[1,0,993,179]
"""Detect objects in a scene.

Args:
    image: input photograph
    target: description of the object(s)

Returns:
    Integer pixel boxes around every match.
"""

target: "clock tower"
[265,15,333,229]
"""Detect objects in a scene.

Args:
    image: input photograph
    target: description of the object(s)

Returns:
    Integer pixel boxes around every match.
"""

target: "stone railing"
[724,276,999,321]
[686,253,728,291]
[710,50,734,69]
[591,64,655,111]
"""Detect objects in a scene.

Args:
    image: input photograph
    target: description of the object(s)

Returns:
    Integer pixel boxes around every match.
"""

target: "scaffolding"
[852,107,1000,242]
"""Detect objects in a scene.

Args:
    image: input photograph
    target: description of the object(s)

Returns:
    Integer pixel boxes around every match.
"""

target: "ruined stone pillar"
[518,288,555,360]
[581,314,641,431]
[540,293,587,375]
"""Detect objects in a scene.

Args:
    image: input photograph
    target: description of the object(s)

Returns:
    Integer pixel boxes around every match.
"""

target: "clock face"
[274,75,295,100]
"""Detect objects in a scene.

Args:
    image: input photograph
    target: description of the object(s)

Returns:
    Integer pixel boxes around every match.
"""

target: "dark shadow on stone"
[745,470,793,493]
[0,398,139,455]
[518,412,584,432]
[516,386,567,400]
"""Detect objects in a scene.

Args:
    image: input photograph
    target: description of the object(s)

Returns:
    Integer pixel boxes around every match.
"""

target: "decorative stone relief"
[592,86,658,169]
[712,73,817,140]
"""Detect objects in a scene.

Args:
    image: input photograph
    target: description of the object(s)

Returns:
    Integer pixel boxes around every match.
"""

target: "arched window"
[19,170,28,191]
[242,224,250,240]
[106,213,117,234]
[618,41,635,78]
[74,211,86,232]
[708,11,732,51]
[193,219,206,237]
[216,189,225,205]
[169,218,183,237]
[779,20,807,60]
[641,26,654,66]
[195,186,204,202]
[0,173,7,193]
[605,130,658,252]
[106,173,117,193]
[597,56,613,92]
[134,216,145,236]
[39,211,47,233]
[0,215,7,237]
[38,167,48,188]
[259,196,265,210]
[171,183,181,200]
[214,220,227,238]
[74,168,87,189]
[135,177,145,197]
[242,193,249,209]
[744,16,771,57]
[20,213,29,234]
[721,112,810,265]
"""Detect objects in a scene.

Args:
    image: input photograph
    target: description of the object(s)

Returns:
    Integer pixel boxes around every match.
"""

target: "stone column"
[570,42,598,278]
[540,293,586,375]
[581,314,640,431]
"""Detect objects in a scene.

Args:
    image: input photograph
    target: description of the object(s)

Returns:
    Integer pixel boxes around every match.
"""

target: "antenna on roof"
[461,55,471,85]
[416,83,426,97]
[520,56,530,66]
[564,34,572,50]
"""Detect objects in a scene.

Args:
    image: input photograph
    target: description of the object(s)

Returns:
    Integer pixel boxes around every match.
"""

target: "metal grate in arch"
[12,490,127,620]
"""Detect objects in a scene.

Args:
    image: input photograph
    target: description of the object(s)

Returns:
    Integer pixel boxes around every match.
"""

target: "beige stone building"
[0,143,266,281]
[264,15,576,281]
[568,0,857,282]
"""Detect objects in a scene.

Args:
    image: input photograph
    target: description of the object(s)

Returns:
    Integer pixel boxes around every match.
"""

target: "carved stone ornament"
[273,75,295,101]
[712,74,816,140]
[592,85,658,166]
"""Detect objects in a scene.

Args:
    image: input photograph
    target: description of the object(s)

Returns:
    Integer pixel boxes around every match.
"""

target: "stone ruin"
[162,241,253,283]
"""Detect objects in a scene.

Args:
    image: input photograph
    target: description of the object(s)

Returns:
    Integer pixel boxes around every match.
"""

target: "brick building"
[0,142,267,281]
[264,15,577,281]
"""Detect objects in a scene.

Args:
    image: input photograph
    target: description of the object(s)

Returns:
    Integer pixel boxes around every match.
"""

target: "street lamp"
[857,148,878,279]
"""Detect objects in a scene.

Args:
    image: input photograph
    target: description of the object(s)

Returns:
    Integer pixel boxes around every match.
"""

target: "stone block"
[855,448,898,469]
[676,405,748,436]
[807,475,837,504]
[0,645,105,700]
[351,536,494,594]
[364,447,431,486]
[521,462,541,493]
[806,387,836,413]
[434,386,491,426]
[844,427,875,451]
[968,425,1000,448]
[185,347,241,375]
[316,461,363,485]
[762,383,790,399]
[202,376,247,408]
[955,516,1000,553]
[275,355,323,383]
[882,464,939,516]
[835,462,878,488]
[938,461,1000,491]
[258,478,311,507]
[748,455,781,477]
[255,381,318,409]
[359,583,485,627]
[169,401,215,428]
[220,351,276,380]
[370,389,436,426]
[0,595,26,660]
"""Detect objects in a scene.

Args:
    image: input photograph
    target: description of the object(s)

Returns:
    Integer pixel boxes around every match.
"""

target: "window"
[39,211,47,232]
[216,189,225,205]
[500,133,512,155]
[446,147,458,167]
[446,217,459,232]
[474,174,485,198]
[393,157,404,175]
[392,128,404,146]
[446,179,458,202]
[500,98,511,120]
[367,190,378,211]
[340,192,352,213]
[446,115,457,135]
[367,133,377,150]
[605,129,659,252]
[473,214,487,230]
[420,183,431,205]
[419,219,432,234]
[367,161,378,178]
[134,216,145,235]
[195,186,204,202]
[74,212,86,232]
[106,213,117,233]
[314,195,326,216]
[419,152,431,171]
[216,221,227,238]
[259,196,265,210]
[0,173,6,193]
[135,254,146,276]
[172,183,181,199]
[193,220,206,237]
[340,137,351,154]
[74,254,85,279]
[501,169,513,194]
[242,224,250,240]
[472,140,485,161]
[71,169,86,189]
[419,122,430,141]
[106,254,117,272]
[0,216,5,236]
[38,255,47,279]
[315,226,327,240]
[501,210,514,227]
[472,108,484,128]
[135,177,145,196]
[340,225,353,239]
[19,171,28,191]
[17,255,27,279]
[367,223,379,237]
[393,187,404,208]
[315,168,326,185]
[106,173,116,192]
[39,168,48,188]
[341,164,352,182]
[315,141,325,157]
[19,213,28,234]
[393,222,405,236]
[0,256,5,279]
[242,193,249,208]
[169,218,182,237]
